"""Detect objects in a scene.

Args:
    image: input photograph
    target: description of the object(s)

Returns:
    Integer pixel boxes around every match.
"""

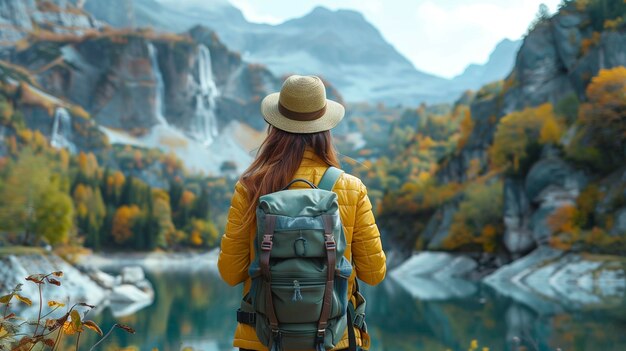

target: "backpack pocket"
[269,280,326,324]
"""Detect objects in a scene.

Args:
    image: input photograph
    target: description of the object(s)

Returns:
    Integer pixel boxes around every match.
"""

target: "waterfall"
[147,42,169,126]
[50,107,77,153]
[193,44,220,146]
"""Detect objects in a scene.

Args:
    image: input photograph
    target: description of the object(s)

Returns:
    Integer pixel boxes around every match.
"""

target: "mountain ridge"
[83,0,518,105]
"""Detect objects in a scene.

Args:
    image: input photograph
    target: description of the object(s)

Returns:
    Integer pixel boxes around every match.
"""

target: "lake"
[82,269,626,351]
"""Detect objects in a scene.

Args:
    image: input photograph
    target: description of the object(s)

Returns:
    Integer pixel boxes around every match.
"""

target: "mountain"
[237,6,450,105]
[379,0,626,259]
[83,0,515,106]
[451,39,522,90]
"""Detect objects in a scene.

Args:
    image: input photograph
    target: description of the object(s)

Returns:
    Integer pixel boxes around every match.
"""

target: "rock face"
[503,178,534,255]
[0,0,98,53]
[416,4,626,255]
[9,15,334,139]
[526,157,587,244]
[5,22,292,173]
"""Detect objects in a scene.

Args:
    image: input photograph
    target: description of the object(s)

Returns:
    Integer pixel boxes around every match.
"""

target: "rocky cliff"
[0,1,304,174]
[0,0,99,53]
[381,1,626,260]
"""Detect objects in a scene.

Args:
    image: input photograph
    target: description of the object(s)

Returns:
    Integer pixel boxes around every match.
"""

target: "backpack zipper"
[292,280,303,302]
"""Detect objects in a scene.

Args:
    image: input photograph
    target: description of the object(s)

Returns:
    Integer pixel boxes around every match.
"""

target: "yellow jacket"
[218,148,387,350]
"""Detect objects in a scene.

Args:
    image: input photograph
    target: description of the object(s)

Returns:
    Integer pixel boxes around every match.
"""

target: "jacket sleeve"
[218,181,252,286]
[351,181,386,286]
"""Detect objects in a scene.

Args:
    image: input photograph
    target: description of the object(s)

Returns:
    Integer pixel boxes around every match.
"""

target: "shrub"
[443,180,504,252]
[490,103,564,173]
[577,67,626,163]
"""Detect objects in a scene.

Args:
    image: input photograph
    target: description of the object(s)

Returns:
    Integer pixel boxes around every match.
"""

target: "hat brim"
[261,93,345,134]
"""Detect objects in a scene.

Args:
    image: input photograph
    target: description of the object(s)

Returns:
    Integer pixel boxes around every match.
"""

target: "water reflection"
[78,270,626,351]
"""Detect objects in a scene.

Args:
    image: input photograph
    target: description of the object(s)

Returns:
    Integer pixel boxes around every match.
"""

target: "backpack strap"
[318,166,344,191]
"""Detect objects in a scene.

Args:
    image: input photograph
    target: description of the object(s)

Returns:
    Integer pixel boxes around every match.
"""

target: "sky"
[221,0,563,78]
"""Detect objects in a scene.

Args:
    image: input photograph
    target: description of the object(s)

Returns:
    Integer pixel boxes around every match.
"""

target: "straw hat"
[261,75,345,134]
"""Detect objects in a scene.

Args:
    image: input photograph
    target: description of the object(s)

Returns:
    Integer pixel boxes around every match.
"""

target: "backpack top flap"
[255,167,346,259]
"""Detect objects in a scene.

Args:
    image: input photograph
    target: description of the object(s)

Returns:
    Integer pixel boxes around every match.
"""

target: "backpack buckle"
[353,313,365,330]
[261,235,273,251]
[324,236,336,251]
[316,329,326,344]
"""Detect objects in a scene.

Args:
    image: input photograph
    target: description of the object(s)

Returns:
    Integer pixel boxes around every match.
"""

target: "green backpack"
[237,167,356,351]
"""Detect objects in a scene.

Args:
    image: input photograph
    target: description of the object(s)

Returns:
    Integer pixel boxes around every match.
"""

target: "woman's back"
[217,75,386,351]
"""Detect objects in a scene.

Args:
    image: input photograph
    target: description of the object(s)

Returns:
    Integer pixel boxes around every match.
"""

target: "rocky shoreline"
[77,249,220,272]
[391,248,626,312]
[0,253,155,319]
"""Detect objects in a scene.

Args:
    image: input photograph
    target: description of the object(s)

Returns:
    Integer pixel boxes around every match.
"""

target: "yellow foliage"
[575,0,590,11]
[190,230,203,246]
[604,17,623,30]
[547,205,578,234]
[580,31,601,56]
[180,190,196,207]
[444,181,503,252]
[578,66,626,155]
[112,205,142,244]
[539,116,563,143]
[490,103,561,171]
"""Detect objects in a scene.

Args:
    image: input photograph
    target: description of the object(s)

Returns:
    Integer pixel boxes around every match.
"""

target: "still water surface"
[84,270,626,351]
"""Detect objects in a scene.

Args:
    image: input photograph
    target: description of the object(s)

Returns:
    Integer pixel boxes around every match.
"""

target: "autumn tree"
[35,178,74,245]
[0,149,73,245]
[444,180,504,252]
[111,205,142,244]
[578,66,626,164]
[73,184,106,249]
[152,189,175,248]
[490,103,563,173]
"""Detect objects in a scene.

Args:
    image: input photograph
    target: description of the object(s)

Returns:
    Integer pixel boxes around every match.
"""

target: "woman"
[218,75,386,351]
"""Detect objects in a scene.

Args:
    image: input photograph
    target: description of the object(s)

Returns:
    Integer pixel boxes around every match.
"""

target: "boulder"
[120,266,145,284]
[89,269,116,289]
[110,284,152,303]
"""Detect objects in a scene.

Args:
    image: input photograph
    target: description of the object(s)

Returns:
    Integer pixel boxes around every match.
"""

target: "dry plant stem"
[40,306,61,320]
[33,283,43,336]
[52,329,64,351]
[88,325,118,351]
[75,332,82,351]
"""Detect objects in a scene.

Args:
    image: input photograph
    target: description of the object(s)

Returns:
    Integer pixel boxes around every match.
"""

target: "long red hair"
[239,126,340,226]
